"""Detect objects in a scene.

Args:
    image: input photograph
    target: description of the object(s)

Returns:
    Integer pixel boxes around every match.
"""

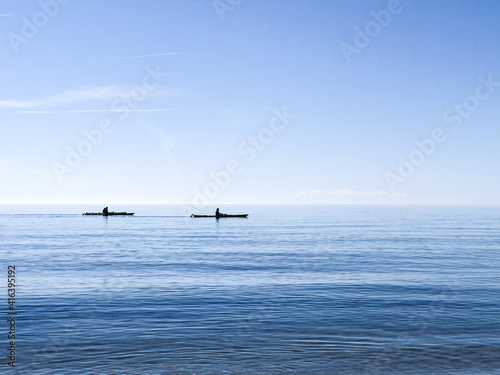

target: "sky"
[0,0,499,205]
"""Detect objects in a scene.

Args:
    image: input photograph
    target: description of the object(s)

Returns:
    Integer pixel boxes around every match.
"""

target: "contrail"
[17,108,203,115]
[80,52,180,63]
[19,107,250,114]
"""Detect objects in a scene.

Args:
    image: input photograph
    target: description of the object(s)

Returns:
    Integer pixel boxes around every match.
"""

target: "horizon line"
[0,203,498,206]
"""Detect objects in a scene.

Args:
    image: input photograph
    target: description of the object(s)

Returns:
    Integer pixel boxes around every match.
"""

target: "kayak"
[191,214,248,218]
[83,212,134,216]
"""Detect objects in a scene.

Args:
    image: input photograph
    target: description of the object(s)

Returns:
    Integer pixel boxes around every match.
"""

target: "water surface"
[1,205,499,374]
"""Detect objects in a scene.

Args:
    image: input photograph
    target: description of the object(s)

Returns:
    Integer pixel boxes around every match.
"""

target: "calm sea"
[1,205,500,374]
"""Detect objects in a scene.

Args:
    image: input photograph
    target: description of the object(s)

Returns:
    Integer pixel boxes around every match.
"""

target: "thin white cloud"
[19,109,185,114]
[0,86,131,109]
[0,85,180,110]
[80,52,180,63]
[19,107,236,114]
[294,189,406,198]
[0,14,12,17]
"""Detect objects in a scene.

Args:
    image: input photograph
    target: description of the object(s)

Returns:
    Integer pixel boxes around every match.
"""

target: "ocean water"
[1,205,500,374]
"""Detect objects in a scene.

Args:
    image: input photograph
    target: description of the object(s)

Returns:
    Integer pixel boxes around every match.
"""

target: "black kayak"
[83,212,134,216]
[191,214,248,218]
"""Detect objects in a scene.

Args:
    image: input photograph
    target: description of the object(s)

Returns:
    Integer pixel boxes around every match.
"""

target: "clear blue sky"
[1,0,499,205]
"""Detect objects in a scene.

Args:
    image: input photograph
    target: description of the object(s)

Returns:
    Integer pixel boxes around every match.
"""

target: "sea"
[1,204,499,374]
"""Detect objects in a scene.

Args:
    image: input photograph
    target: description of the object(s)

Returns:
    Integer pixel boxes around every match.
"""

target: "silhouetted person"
[103,207,109,216]
[215,208,220,218]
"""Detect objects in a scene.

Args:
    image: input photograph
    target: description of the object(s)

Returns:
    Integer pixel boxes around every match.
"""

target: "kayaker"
[215,208,220,218]
[103,207,109,215]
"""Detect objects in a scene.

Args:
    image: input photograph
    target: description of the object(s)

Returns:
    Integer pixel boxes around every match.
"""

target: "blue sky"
[0,0,499,205]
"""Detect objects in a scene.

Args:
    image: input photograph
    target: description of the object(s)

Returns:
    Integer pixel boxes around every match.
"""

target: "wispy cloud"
[19,107,240,114]
[20,109,188,114]
[80,52,180,63]
[0,14,12,17]
[294,189,406,198]
[0,86,180,110]
[0,86,131,109]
